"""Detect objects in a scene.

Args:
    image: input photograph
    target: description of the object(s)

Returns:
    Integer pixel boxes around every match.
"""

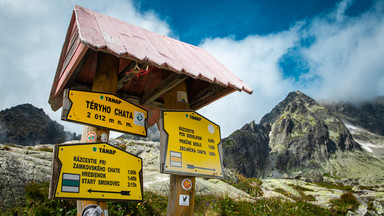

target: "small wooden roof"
[49,5,252,127]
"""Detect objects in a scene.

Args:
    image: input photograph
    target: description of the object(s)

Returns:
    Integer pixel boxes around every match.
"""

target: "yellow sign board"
[160,111,223,179]
[62,89,147,136]
[52,143,142,201]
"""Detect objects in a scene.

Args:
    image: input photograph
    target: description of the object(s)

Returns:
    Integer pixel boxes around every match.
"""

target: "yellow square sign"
[160,111,223,179]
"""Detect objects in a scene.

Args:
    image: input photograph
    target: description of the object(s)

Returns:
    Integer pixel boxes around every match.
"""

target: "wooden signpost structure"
[49,5,252,215]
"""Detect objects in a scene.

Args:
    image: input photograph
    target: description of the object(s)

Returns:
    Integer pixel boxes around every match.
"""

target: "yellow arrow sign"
[62,89,147,136]
[52,143,142,201]
[160,111,223,179]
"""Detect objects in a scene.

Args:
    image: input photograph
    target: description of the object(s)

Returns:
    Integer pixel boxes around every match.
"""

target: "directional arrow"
[87,189,131,196]
[187,164,215,171]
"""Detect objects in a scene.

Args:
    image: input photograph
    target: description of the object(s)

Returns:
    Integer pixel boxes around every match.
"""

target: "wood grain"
[163,81,196,216]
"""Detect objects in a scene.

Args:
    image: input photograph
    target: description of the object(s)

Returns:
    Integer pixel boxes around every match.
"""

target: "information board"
[52,143,143,201]
[62,89,147,136]
[160,110,223,179]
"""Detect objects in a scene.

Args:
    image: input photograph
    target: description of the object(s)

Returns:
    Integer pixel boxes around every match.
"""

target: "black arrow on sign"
[87,189,131,196]
[187,164,215,171]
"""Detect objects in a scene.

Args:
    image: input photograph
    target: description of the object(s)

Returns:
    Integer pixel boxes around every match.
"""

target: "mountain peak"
[0,104,79,145]
[260,91,317,127]
[224,91,361,178]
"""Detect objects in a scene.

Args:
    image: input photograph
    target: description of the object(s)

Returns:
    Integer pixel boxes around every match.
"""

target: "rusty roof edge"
[49,8,78,110]
[72,5,253,95]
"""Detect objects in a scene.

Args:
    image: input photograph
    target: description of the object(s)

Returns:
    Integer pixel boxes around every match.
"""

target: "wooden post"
[164,81,196,216]
[76,52,119,216]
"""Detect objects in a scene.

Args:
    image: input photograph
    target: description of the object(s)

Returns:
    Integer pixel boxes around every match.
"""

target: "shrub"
[229,175,264,198]
[1,145,11,151]
[37,146,53,152]
[117,143,127,151]
[330,192,359,214]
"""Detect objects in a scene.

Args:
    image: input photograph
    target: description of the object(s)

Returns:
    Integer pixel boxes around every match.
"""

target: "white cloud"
[199,29,299,136]
[199,0,384,137]
[299,0,384,101]
[0,0,173,134]
[1,0,383,139]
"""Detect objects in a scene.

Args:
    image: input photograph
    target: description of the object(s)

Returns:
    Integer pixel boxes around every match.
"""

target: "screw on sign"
[181,179,192,190]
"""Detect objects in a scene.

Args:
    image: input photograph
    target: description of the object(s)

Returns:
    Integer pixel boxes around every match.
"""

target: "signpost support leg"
[163,81,196,216]
[76,52,119,216]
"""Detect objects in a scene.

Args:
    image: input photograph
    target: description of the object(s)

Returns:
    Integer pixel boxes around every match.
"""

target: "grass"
[1,145,11,151]
[117,143,127,151]
[0,181,343,216]
[329,192,359,214]
[314,181,353,192]
[37,146,53,152]
[226,175,264,198]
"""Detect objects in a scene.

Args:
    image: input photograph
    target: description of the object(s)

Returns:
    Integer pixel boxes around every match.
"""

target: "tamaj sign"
[50,143,143,201]
[160,111,223,179]
[62,89,147,136]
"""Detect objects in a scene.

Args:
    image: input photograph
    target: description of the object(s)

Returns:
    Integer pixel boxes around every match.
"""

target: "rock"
[304,170,323,183]
[352,185,361,192]
[355,206,368,216]
[223,168,239,184]
[373,200,384,215]
[0,146,52,207]
[347,211,357,216]
[283,173,289,179]
[354,195,368,216]
[366,210,380,216]
[293,171,303,179]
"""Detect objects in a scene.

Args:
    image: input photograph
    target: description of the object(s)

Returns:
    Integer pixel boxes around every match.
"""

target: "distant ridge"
[0,104,79,146]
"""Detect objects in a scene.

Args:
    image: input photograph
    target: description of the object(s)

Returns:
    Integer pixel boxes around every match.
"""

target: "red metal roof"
[74,5,252,94]
[49,5,253,127]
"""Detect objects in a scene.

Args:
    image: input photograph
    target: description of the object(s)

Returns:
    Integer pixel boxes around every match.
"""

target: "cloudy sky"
[0,0,383,137]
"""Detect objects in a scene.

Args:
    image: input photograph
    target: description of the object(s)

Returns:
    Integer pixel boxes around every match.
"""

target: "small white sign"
[179,195,190,206]
[177,91,188,103]
[134,111,145,126]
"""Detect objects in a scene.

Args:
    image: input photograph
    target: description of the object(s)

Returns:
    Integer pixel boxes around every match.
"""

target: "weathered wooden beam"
[189,84,226,107]
[190,87,235,110]
[140,73,188,106]
[162,81,195,216]
[117,93,164,109]
[117,61,137,90]
[76,51,119,216]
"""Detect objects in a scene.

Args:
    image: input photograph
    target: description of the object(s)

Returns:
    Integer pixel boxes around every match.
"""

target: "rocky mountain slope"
[223,91,384,185]
[0,104,79,146]
[322,96,384,136]
[1,140,383,215]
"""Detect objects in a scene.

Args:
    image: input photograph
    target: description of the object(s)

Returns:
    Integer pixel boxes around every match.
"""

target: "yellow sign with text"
[62,89,147,136]
[53,143,142,201]
[161,111,223,179]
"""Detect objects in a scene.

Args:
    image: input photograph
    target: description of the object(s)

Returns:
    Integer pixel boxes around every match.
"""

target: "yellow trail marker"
[160,110,223,179]
[62,89,147,136]
[52,143,143,201]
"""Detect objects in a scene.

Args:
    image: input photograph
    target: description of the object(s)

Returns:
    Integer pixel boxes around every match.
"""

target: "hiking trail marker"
[160,110,223,179]
[62,89,147,136]
[48,5,252,215]
[51,142,143,201]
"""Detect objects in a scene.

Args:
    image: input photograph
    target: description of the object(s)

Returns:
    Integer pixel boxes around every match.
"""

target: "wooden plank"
[76,51,119,216]
[191,87,236,110]
[117,61,137,90]
[161,81,195,216]
[141,73,188,106]
[189,84,226,108]
[48,145,60,199]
